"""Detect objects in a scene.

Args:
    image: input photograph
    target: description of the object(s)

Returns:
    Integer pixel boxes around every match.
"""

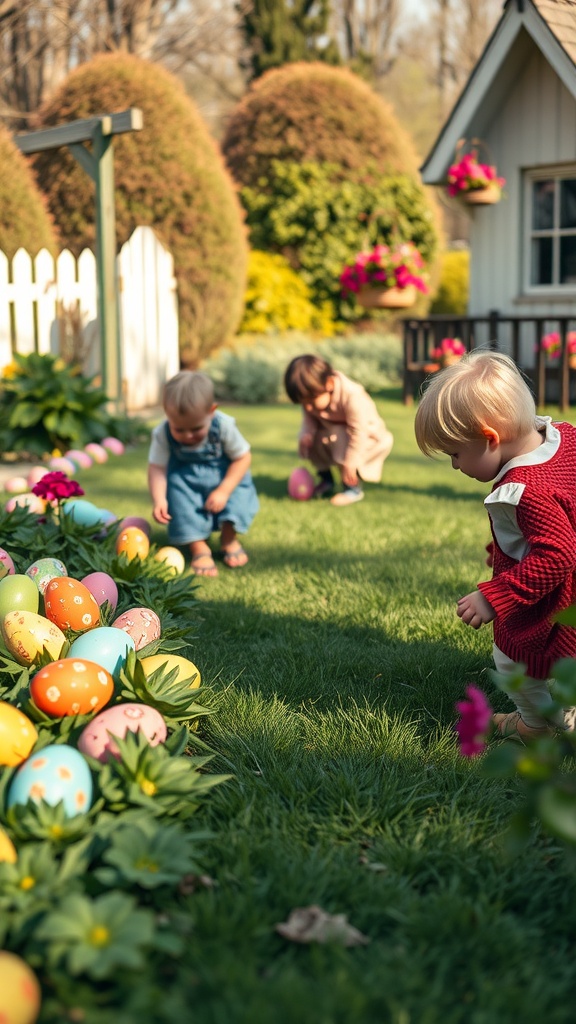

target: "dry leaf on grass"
[275,905,370,947]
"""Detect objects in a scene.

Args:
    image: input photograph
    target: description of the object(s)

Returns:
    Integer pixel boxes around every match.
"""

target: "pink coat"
[299,371,393,482]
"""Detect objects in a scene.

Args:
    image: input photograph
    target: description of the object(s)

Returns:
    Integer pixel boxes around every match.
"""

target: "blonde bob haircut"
[414,350,537,457]
[163,371,214,416]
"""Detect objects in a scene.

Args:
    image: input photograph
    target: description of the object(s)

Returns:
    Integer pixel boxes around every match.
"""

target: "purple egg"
[101,437,125,456]
[117,516,151,537]
[288,467,315,501]
[81,571,119,613]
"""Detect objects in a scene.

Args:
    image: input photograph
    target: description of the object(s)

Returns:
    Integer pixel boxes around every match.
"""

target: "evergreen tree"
[240,0,340,80]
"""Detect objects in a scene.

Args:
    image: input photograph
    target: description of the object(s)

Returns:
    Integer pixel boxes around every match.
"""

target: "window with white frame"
[527,170,576,289]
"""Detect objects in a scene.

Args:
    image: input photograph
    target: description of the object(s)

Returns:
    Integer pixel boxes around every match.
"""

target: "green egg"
[0,574,39,618]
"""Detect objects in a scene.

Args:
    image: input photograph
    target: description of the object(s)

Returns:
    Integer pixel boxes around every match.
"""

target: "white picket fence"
[0,226,180,412]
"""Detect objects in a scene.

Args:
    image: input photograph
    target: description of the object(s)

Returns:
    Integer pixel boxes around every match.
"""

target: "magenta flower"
[446,151,505,198]
[539,331,576,359]
[339,241,428,299]
[430,337,466,360]
[32,471,84,503]
[454,685,492,757]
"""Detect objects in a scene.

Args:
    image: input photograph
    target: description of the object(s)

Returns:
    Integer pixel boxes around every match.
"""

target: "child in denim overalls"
[148,371,259,577]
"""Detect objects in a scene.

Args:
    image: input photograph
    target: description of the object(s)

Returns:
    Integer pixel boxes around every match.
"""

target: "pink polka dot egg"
[78,702,167,763]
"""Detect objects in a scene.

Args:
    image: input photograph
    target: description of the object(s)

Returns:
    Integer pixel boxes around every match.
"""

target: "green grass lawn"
[71,392,576,1023]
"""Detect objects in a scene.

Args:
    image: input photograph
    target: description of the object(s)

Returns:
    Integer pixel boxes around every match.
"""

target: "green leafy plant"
[94,818,207,890]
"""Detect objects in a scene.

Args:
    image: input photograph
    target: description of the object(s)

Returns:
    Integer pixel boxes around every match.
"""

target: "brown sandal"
[191,553,218,577]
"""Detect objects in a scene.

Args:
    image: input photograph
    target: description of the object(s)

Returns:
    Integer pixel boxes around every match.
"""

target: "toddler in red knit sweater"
[415,350,576,742]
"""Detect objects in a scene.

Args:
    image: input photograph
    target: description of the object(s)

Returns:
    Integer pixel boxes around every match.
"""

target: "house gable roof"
[420,0,576,184]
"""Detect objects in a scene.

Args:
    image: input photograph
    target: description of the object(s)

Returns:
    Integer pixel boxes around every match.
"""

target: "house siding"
[469,38,576,366]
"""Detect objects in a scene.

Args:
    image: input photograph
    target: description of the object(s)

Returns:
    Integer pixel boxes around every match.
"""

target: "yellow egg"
[140,653,201,688]
[154,546,185,575]
[0,701,38,766]
[1,611,66,666]
[116,526,150,561]
[0,950,41,1024]
[0,825,17,863]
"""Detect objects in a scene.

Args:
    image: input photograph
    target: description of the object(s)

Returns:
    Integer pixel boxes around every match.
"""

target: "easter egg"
[0,701,38,766]
[25,557,67,596]
[7,743,92,817]
[111,607,161,650]
[43,577,101,633]
[154,546,185,575]
[30,658,114,717]
[62,498,105,527]
[101,436,125,456]
[288,467,315,501]
[0,547,15,580]
[64,448,93,469]
[26,466,49,487]
[81,571,118,612]
[117,516,151,537]
[0,950,41,1024]
[0,574,39,618]
[1,611,66,666]
[140,653,201,688]
[115,526,150,561]
[84,442,108,463]
[48,456,76,476]
[68,626,135,676]
[5,493,46,514]
[78,702,167,763]
[4,475,28,494]
[0,825,17,862]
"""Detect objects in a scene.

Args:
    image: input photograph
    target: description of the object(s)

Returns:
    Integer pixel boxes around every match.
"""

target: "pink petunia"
[32,471,84,503]
[454,685,492,757]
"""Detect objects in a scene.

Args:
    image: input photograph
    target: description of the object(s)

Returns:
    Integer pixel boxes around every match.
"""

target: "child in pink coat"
[284,354,394,506]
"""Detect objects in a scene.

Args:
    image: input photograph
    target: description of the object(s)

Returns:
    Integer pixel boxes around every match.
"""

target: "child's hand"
[152,501,171,525]
[205,486,228,514]
[341,464,358,487]
[457,590,495,629]
[298,433,313,458]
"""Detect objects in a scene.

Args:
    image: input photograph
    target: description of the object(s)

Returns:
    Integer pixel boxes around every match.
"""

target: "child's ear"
[209,403,218,413]
[482,426,500,446]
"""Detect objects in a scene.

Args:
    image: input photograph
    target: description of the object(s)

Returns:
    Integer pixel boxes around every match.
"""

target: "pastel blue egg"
[63,499,106,527]
[7,743,92,817]
[68,626,135,677]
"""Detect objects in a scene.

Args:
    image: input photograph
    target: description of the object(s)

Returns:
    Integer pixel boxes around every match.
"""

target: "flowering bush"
[447,151,505,198]
[454,685,492,756]
[339,241,428,298]
[430,337,466,360]
[539,331,576,359]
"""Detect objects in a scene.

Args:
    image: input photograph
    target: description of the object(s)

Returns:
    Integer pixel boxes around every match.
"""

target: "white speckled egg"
[111,607,161,650]
[7,743,92,817]
[78,702,167,762]
[1,611,66,666]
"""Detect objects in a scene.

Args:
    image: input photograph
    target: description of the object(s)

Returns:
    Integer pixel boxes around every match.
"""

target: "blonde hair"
[414,350,537,456]
[163,371,214,416]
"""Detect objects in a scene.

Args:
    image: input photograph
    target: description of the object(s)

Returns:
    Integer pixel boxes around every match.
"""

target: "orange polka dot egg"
[7,743,92,818]
[30,658,114,717]
[43,576,101,632]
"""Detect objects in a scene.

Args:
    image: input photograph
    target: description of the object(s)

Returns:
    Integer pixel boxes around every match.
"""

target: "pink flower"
[454,685,492,757]
[339,241,428,298]
[446,151,505,198]
[539,331,576,358]
[430,337,466,359]
[32,471,84,503]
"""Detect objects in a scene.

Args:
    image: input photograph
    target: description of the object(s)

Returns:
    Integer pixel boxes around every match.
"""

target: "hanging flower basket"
[446,141,505,207]
[539,331,576,367]
[339,242,428,311]
[430,337,466,368]
[356,283,417,309]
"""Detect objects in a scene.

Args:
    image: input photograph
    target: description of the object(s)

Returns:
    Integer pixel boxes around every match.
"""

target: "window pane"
[531,237,553,284]
[560,236,576,283]
[533,179,554,229]
[560,180,576,228]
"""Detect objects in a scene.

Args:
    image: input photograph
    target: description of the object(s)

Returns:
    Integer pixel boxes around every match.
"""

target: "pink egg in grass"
[84,443,108,464]
[5,492,46,514]
[117,516,151,537]
[81,571,119,613]
[65,449,93,470]
[26,465,49,487]
[101,436,125,456]
[288,467,315,501]
[48,456,76,476]
[0,548,15,579]
[4,476,28,494]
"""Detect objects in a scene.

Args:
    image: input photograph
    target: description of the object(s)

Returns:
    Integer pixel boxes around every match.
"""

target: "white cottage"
[406,0,576,408]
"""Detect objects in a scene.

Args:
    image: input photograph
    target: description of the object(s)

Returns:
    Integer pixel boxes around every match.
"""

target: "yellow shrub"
[240,251,335,335]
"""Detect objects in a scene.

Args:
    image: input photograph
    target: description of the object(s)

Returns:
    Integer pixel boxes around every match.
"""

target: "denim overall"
[165,414,259,544]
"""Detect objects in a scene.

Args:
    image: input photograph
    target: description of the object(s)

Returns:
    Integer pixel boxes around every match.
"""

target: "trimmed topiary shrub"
[430,249,470,315]
[240,250,335,335]
[30,53,248,365]
[222,62,441,321]
[0,125,57,258]
[222,61,424,186]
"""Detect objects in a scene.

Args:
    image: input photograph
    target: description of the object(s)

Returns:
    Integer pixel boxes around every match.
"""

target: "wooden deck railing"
[402,311,576,409]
